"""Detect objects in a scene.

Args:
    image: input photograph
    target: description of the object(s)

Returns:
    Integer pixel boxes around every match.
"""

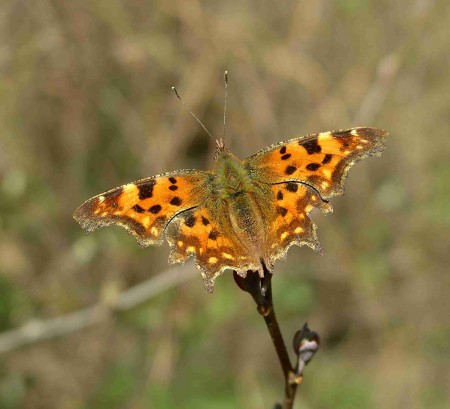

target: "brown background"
[0,1,449,408]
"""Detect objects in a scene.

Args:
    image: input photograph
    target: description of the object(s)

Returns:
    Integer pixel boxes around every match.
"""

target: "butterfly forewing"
[245,127,387,199]
[74,170,211,247]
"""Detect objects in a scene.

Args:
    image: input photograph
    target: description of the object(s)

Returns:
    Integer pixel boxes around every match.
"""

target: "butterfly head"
[214,135,230,160]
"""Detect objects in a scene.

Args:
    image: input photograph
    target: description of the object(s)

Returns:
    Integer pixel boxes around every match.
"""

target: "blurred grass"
[1,0,450,408]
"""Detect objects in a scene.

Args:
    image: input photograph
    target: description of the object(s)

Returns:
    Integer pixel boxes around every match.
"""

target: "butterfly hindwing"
[245,127,387,199]
[73,170,211,247]
[166,206,261,291]
[267,182,332,263]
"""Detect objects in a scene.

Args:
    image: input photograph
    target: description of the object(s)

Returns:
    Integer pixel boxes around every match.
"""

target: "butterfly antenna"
[172,86,213,140]
[220,70,228,150]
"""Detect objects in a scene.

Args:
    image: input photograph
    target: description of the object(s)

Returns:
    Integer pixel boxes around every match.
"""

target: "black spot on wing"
[279,146,286,154]
[149,204,162,214]
[285,165,297,175]
[322,154,332,164]
[277,191,283,200]
[306,163,321,171]
[132,204,145,213]
[185,215,196,227]
[170,197,182,206]
[301,139,321,154]
[201,216,210,226]
[169,177,177,184]
[277,206,288,217]
[208,230,219,240]
[281,153,291,160]
[169,185,178,191]
[286,182,298,192]
[138,180,156,200]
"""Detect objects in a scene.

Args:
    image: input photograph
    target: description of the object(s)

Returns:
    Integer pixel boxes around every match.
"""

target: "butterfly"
[74,123,387,292]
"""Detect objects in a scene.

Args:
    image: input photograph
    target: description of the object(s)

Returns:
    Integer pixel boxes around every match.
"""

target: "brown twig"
[260,282,298,409]
[234,267,319,409]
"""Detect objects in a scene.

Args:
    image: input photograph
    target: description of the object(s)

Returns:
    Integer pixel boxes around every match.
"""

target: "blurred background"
[0,0,449,408]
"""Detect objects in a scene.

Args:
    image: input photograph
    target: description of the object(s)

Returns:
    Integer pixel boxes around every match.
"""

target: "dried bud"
[292,323,320,376]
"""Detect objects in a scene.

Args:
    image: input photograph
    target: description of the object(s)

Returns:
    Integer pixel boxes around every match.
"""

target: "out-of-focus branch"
[0,265,197,354]
[353,52,401,124]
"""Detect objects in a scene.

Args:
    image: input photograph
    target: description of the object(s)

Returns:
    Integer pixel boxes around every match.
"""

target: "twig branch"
[261,283,298,409]
[353,52,401,124]
[234,268,319,409]
[0,265,197,354]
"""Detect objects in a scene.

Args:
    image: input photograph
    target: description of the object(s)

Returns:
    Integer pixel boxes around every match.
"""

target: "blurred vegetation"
[1,0,449,408]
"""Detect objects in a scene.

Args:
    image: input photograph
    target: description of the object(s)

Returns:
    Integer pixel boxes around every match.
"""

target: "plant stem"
[233,268,301,409]
[257,278,298,409]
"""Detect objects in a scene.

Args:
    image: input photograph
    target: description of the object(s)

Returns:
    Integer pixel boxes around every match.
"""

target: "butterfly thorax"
[212,151,271,257]
[214,151,251,197]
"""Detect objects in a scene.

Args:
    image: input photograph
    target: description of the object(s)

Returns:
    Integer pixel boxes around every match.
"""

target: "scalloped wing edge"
[73,169,209,247]
[166,234,262,293]
[322,128,388,198]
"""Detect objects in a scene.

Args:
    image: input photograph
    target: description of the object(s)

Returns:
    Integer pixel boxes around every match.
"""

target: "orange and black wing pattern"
[266,182,332,264]
[166,206,261,292]
[74,170,210,247]
[245,127,387,199]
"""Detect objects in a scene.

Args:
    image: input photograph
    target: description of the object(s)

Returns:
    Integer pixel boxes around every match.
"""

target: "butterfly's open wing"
[245,128,387,199]
[74,170,211,247]
[74,170,260,291]
[244,127,387,262]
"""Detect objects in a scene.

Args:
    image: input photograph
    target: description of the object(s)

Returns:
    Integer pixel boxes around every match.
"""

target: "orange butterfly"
[74,120,387,292]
